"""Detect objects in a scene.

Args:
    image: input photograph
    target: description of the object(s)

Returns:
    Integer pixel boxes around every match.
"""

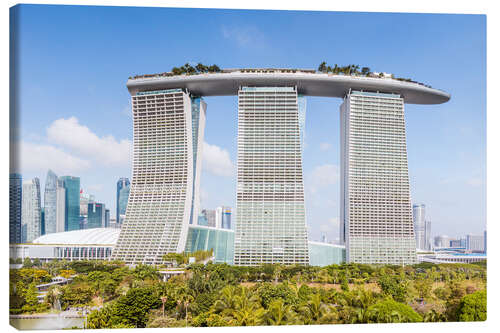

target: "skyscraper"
[413,204,426,250]
[112,89,206,265]
[41,208,45,235]
[116,178,130,225]
[21,178,41,242]
[59,176,81,231]
[340,91,417,265]
[216,206,232,230]
[9,173,22,243]
[43,169,58,235]
[425,220,432,250]
[234,86,309,266]
[105,209,110,228]
[87,202,106,229]
[202,209,216,227]
[55,179,66,233]
[466,234,485,252]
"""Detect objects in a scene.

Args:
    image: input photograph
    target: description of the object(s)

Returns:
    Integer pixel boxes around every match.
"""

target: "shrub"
[367,299,422,323]
[456,290,486,321]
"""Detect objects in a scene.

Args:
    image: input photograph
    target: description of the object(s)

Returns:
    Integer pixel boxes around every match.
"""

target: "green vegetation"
[316,61,432,87]
[10,259,486,326]
[171,63,221,76]
[162,249,214,266]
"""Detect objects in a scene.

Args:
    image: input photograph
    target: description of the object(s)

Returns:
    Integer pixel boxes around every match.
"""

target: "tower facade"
[234,86,309,266]
[59,176,81,231]
[87,202,106,229]
[116,178,130,225]
[413,204,426,250]
[112,89,206,265]
[56,179,66,233]
[44,170,58,235]
[340,90,417,265]
[10,173,22,243]
[21,177,41,242]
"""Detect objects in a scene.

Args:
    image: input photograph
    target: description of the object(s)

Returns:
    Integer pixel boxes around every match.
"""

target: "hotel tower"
[340,91,417,265]
[111,89,206,265]
[233,86,309,265]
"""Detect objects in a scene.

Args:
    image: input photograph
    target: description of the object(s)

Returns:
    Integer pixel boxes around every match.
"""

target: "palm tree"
[195,63,207,73]
[318,61,327,73]
[265,299,299,325]
[213,285,239,315]
[300,293,328,324]
[230,287,265,326]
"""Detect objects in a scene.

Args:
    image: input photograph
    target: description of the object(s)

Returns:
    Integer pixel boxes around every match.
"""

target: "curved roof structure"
[127,69,450,105]
[33,228,120,245]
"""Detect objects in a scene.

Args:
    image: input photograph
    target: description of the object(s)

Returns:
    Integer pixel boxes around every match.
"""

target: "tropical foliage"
[316,61,431,87]
[9,258,486,326]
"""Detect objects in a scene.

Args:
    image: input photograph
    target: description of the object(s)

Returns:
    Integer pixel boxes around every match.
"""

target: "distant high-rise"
[105,209,110,228]
[484,230,487,254]
[87,202,106,229]
[41,208,45,235]
[434,235,451,248]
[425,220,432,250]
[215,206,232,230]
[341,91,417,265]
[43,170,58,235]
[80,192,93,217]
[55,179,66,233]
[116,178,130,225]
[9,173,22,243]
[202,209,216,227]
[412,204,427,250]
[59,176,81,231]
[21,178,41,242]
[466,234,485,252]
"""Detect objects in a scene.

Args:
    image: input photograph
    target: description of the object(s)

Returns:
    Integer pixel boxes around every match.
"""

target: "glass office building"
[116,178,130,225]
[340,91,417,265]
[43,170,58,235]
[59,176,81,232]
[87,202,106,229]
[112,89,206,265]
[9,173,22,244]
[56,180,66,233]
[185,225,234,264]
[22,177,42,242]
[234,86,309,266]
[308,242,346,266]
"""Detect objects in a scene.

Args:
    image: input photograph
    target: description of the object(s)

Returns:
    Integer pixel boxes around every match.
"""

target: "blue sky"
[12,4,486,242]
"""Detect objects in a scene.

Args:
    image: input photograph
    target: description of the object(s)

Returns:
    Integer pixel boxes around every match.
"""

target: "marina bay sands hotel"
[111,68,450,266]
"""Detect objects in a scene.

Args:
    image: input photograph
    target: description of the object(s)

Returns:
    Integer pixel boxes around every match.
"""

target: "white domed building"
[10,228,120,262]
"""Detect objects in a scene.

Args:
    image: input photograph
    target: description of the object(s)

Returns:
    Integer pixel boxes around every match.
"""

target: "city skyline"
[11,5,486,241]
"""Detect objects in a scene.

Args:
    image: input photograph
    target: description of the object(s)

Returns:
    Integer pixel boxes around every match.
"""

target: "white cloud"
[222,25,265,47]
[307,164,339,193]
[16,141,91,175]
[47,117,131,167]
[202,142,234,177]
[319,142,332,151]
